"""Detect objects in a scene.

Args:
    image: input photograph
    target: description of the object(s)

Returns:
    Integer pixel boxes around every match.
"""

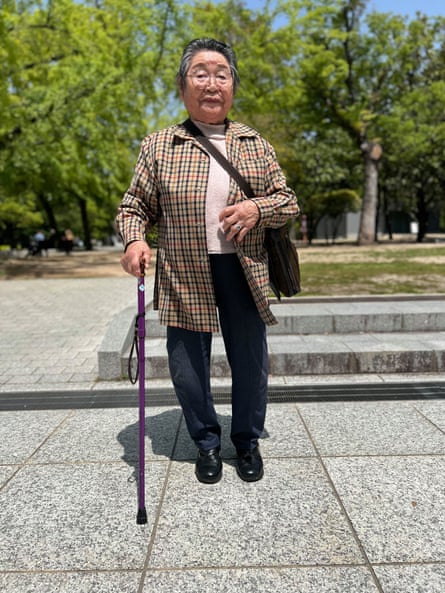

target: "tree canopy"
[0,0,181,248]
[1,0,444,248]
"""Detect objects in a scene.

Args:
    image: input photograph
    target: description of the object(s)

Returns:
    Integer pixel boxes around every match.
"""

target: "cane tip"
[137,507,148,524]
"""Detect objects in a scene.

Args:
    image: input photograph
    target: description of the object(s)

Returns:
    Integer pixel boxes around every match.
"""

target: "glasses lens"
[190,71,231,87]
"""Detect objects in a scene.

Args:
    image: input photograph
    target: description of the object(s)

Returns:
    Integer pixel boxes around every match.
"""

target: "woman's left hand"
[219,200,260,243]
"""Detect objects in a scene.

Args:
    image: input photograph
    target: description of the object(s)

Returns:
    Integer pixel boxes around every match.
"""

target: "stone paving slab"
[141,566,381,593]
[1,401,445,592]
[24,407,182,464]
[148,457,363,569]
[324,456,445,563]
[0,409,71,464]
[0,276,136,391]
[373,565,445,593]
[413,401,445,430]
[297,400,445,456]
[1,460,166,571]
[0,572,142,593]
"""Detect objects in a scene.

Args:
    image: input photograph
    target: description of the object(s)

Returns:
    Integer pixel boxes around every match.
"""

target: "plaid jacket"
[116,120,299,332]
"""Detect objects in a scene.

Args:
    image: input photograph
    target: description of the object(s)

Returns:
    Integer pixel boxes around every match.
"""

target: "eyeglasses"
[186,71,232,88]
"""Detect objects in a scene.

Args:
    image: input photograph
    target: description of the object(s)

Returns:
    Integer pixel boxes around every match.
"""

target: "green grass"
[298,245,445,296]
[2,242,445,296]
[361,246,445,260]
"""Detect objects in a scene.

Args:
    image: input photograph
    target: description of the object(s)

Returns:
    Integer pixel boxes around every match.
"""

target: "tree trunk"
[37,193,58,234]
[357,142,382,245]
[416,186,428,243]
[78,196,92,250]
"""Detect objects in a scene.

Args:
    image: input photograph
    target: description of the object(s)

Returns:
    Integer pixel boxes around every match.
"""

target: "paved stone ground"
[0,275,135,391]
[1,271,444,592]
[1,400,444,592]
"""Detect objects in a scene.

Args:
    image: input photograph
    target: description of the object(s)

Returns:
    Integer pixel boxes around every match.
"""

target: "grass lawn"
[1,239,445,297]
[296,242,445,296]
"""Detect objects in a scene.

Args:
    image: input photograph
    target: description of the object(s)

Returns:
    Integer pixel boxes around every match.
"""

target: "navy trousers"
[167,254,268,452]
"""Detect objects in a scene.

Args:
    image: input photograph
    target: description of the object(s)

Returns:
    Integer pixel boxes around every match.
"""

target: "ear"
[176,75,185,99]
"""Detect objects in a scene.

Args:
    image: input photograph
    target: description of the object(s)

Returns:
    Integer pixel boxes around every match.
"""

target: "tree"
[2,0,444,250]
[0,194,44,249]
[283,126,361,242]
[0,0,181,248]
[275,0,383,243]
[270,0,444,243]
[185,0,310,208]
[380,80,445,241]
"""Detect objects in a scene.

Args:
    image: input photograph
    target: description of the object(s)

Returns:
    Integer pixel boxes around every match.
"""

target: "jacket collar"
[174,118,257,142]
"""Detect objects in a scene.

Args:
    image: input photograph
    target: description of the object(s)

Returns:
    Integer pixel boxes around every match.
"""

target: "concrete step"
[122,331,445,379]
[145,297,445,337]
[99,296,445,380]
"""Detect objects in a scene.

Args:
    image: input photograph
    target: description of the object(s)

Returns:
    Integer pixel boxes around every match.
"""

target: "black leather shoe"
[236,446,264,482]
[195,448,222,484]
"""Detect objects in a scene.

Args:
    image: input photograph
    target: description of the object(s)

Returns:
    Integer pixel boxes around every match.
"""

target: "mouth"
[202,97,221,106]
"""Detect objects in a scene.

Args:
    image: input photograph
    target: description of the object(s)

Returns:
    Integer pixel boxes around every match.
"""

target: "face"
[179,50,234,124]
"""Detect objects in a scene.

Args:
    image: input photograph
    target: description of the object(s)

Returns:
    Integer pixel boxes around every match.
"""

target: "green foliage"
[312,189,361,217]
[1,0,444,249]
[0,193,43,248]
[0,0,182,247]
[305,188,361,242]
[270,1,445,242]
[379,67,445,239]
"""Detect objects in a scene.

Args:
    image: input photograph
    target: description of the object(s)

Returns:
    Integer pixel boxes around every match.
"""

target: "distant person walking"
[61,229,74,254]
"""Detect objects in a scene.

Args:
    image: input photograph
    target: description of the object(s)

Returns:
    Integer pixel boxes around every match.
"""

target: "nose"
[206,75,218,88]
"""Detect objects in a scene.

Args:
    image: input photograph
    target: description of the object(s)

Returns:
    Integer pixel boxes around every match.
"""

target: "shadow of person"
[117,408,183,482]
[117,407,270,499]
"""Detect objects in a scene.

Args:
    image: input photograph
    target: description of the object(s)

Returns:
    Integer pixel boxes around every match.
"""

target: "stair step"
[98,296,445,380]
[122,331,445,379]
[145,299,445,337]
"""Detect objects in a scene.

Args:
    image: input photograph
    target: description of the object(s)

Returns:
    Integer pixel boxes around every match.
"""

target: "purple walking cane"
[128,267,148,524]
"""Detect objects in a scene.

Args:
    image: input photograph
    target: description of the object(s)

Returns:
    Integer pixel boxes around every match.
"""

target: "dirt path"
[0,249,150,280]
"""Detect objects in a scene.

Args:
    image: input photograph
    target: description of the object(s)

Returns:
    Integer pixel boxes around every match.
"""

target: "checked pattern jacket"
[116,119,299,333]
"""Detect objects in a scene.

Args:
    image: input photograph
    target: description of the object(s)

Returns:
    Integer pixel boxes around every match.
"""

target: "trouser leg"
[210,254,268,452]
[167,326,221,451]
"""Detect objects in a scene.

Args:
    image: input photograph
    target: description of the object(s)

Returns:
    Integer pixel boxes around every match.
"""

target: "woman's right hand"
[120,240,151,277]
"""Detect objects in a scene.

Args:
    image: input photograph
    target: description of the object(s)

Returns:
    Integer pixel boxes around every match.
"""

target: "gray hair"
[176,38,240,93]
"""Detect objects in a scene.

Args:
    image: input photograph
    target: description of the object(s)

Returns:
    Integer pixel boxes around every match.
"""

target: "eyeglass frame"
[186,70,233,88]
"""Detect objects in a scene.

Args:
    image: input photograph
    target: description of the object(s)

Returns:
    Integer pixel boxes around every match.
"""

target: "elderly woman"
[116,38,299,484]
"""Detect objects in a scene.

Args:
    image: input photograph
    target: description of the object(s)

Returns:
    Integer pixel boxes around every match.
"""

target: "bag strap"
[183,119,256,199]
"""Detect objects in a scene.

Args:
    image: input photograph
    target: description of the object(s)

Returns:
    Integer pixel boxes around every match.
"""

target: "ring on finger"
[235,224,242,231]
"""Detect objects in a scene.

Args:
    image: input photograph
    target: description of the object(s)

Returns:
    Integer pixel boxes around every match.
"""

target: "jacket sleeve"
[115,138,161,247]
[250,141,299,228]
